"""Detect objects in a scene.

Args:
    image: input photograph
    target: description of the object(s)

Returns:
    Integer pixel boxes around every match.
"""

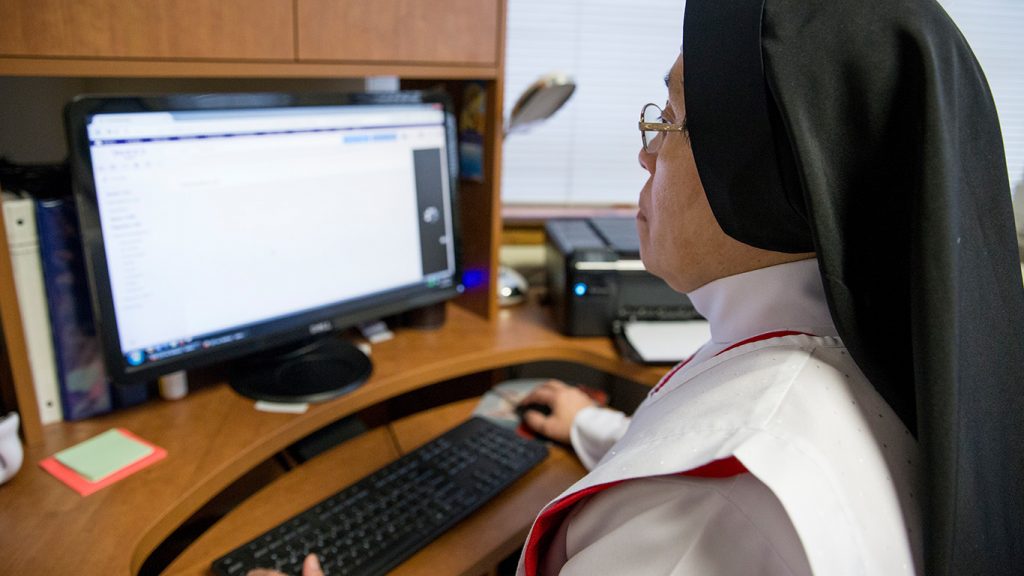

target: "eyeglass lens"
[642,103,664,152]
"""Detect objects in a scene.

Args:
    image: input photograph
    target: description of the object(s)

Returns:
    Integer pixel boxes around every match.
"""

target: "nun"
[517,0,1024,574]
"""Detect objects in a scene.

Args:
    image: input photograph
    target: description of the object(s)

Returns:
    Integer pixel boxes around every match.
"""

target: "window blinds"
[501,0,1024,205]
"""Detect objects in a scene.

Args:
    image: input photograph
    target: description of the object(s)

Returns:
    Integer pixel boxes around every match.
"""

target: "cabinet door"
[0,0,293,60]
[297,0,499,66]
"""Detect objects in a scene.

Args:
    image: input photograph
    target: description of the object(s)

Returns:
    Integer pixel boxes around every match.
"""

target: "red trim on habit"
[650,330,810,395]
[715,330,810,356]
[650,353,698,395]
[521,457,749,576]
[523,330,814,575]
[522,480,625,576]
[677,456,748,478]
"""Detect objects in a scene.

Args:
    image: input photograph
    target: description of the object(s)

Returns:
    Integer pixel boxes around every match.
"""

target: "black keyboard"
[212,417,549,576]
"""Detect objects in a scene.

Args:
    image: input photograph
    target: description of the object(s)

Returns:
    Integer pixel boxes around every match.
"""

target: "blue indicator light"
[126,350,146,366]
[461,269,486,289]
[573,282,588,296]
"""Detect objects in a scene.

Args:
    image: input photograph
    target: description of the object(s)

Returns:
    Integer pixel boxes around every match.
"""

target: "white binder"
[2,193,63,424]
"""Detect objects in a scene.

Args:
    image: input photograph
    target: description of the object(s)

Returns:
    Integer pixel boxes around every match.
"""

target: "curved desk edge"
[0,301,665,575]
[165,398,588,575]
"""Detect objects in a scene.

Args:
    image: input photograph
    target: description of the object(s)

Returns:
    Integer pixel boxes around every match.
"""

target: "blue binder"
[35,198,112,420]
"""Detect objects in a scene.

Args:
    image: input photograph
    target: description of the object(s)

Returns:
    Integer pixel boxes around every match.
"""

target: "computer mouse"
[498,266,528,306]
[515,402,552,419]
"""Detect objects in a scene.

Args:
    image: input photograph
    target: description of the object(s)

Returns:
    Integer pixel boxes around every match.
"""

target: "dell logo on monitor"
[308,321,333,335]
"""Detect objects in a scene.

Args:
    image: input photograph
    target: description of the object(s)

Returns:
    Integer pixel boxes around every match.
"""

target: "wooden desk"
[165,398,586,576]
[0,301,664,575]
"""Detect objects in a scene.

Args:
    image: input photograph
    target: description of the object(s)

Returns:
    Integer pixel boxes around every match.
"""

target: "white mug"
[0,412,24,485]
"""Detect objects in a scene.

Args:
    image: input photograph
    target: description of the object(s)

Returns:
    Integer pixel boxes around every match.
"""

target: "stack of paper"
[39,428,166,496]
[619,320,711,364]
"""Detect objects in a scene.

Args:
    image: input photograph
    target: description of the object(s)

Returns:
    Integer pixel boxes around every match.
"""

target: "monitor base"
[229,337,372,404]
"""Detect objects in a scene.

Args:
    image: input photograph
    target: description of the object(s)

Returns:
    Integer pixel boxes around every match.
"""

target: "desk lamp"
[500,73,576,306]
[505,73,576,136]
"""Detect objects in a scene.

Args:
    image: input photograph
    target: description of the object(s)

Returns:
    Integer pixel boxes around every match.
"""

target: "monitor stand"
[229,337,372,403]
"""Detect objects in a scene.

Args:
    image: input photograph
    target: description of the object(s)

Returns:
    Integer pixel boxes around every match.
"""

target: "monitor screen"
[66,92,462,402]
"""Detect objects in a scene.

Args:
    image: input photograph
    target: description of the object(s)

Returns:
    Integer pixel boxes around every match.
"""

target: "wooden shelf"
[297,0,500,66]
[0,57,500,81]
[0,0,294,61]
[0,0,509,447]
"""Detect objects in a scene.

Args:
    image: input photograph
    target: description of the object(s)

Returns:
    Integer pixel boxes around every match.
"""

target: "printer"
[545,217,699,337]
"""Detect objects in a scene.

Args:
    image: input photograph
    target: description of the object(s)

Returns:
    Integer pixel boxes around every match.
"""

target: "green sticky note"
[55,429,154,482]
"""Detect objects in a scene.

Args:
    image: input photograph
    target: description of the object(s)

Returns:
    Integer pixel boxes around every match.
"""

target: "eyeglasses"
[639,103,687,154]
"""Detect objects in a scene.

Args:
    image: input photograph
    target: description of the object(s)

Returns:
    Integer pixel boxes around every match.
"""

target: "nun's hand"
[248,554,323,576]
[517,380,598,444]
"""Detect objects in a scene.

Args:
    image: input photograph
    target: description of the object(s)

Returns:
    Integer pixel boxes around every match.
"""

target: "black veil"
[682,0,1024,573]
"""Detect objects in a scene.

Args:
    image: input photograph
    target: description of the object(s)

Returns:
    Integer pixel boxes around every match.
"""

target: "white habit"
[518,259,922,576]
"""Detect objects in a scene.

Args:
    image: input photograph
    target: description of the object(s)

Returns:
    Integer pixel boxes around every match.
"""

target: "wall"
[0,77,368,164]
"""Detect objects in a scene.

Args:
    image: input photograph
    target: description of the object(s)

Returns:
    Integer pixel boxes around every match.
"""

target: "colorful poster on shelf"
[459,81,487,182]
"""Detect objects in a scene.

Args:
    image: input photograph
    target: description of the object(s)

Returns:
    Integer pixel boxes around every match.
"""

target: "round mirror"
[506,73,576,135]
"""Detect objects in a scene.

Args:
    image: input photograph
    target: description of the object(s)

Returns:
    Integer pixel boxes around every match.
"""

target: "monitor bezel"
[65,90,463,386]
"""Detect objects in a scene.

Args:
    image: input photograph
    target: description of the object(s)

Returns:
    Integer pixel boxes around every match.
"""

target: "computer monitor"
[65,91,462,403]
